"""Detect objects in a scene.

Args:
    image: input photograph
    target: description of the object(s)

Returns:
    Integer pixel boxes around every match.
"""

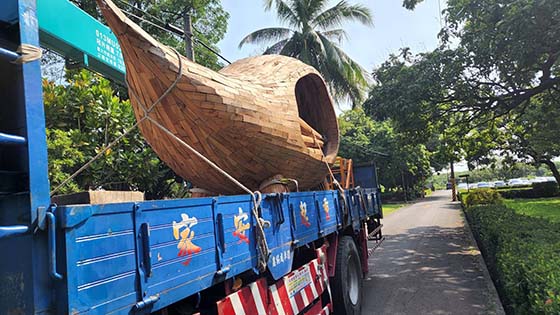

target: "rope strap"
[126,49,271,271]
[12,44,42,64]
[50,48,184,196]
[311,130,349,212]
[137,105,271,271]
[52,45,271,271]
[258,176,299,192]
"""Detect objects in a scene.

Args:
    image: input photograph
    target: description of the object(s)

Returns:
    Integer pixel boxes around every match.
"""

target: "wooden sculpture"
[97,0,340,194]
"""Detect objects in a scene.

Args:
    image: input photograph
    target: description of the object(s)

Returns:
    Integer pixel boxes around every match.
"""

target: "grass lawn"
[382,203,406,216]
[503,197,560,222]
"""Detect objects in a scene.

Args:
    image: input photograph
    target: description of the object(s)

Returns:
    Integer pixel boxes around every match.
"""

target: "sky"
[217,0,445,102]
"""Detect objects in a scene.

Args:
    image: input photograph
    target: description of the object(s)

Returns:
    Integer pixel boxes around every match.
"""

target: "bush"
[499,188,535,199]
[381,191,402,202]
[381,188,420,202]
[498,182,559,199]
[532,182,559,198]
[458,191,469,204]
[463,188,503,208]
[497,185,532,190]
[466,205,560,314]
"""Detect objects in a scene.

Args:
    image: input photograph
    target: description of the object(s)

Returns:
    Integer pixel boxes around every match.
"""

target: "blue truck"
[0,1,383,314]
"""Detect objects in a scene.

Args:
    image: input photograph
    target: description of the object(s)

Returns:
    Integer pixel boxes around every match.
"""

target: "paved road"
[362,190,504,315]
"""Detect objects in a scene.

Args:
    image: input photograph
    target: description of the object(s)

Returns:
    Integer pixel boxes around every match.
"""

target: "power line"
[121,9,171,34]
[164,23,232,64]
[119,6,232,65]
[115,0,168,28]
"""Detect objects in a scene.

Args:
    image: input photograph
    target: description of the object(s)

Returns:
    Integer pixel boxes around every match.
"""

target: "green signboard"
[37,0,126,82]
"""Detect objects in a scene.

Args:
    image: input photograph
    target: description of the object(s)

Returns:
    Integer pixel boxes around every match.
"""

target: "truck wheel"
[331,236,362,315]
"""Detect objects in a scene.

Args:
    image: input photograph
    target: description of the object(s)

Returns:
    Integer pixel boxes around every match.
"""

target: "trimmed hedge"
[466,205,560,314]
[462,188,503,208]
[464,182,560,199]
[497,185,533,190]
[533,182,559,198]
[499,188,536,199]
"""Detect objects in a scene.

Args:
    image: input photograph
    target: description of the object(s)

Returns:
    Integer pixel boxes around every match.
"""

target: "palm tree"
[239,0,373,107]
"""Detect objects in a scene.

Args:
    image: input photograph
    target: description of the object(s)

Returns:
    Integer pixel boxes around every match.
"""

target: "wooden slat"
[97,0,340,194]
[299,118,324,141]
[301,134,324,148]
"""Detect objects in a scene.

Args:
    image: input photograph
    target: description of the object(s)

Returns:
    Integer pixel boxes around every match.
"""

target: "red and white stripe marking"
[268,258,328,315]
[318,305,331,315]
[316,246,332,308]
[217,278,268,315]
[217,247,331,315]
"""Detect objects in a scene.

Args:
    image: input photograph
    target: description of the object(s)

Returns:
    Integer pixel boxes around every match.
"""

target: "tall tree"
[338,109,432,193]
[239,0,372,106]
[503,93,560,185]
[365,0,560,177]
[367,0,559,127]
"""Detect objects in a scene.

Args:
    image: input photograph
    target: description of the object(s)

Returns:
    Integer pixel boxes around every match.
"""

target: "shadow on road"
[362,196,498,315]
[419,192,452,202]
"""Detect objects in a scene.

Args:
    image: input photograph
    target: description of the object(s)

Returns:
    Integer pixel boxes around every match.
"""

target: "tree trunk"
[540,158,560,188]
[401,170,407,202]
[450,161,456,201]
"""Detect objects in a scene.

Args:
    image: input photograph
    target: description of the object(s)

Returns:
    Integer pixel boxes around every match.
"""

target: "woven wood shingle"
[97,0,340,194]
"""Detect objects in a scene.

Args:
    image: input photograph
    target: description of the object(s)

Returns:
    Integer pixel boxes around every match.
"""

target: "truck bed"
[55,188,380,314]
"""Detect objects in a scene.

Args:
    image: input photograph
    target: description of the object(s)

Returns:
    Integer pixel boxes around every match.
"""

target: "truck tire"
[331,236,362,315]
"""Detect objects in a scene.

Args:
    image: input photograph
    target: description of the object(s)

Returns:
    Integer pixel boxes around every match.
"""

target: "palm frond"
[263,38,290,54]
[319,34,369,105]
[309,35,337,83]
[239,27,293,48]
[263,0,299,26]
[312,0,373,30]
[306,30,327,56]
[279,33,303,57]
[329,61,365,106]
[307,0,329,21]
[316,33,344,69]
[332,44,369,86]
[319,29,348,44]
[253,0,371,106]
[292,0,312,26]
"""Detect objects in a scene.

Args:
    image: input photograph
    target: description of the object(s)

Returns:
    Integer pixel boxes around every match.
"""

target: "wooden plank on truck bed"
[51,190,144,205]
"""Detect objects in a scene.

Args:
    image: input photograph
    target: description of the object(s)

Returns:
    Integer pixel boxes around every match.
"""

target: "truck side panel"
[56,189,357,314]
[61,199,219,314]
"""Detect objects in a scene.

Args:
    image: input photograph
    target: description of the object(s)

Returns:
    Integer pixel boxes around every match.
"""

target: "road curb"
[458,203,506,315]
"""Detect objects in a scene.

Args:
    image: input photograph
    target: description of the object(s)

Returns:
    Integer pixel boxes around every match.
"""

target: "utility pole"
[183,9,195,62]
[450,161,457,201]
